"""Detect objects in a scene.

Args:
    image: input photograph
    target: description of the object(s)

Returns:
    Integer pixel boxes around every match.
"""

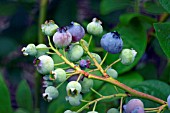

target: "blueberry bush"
[1,0,170,113]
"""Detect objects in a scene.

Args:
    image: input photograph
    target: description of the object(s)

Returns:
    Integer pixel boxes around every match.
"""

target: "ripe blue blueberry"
[131,106,145,113]
[43,86,59,102]
[66,81,82,97]
[34,55,54,75]
[67,22,85,42]
[53,27,72,48]
[100,31,123,54]
[22,44,37,56]
[68,44,84,62]
[41,20,58,36]
[120,49,137,65]
[52,68,66,82]
[66,94,82,106]
[167,95,170,109]
[80,78,93,93]
[106,68,118,79]
[107,108,119,113]
[36,44,49,58]
[87,18,103,35]
[125,99,144,113]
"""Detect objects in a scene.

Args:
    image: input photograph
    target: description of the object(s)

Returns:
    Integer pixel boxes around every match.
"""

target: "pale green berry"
[43,86,59,102]
[36,44,49,58]
[41,20,58,36]
[52,68,66,82]
[106,68,118,79]
[107,108,119,113]
[66,94,82,106]
[64,110,77,113]
[91,53,102,63]
[87,111,98,113]
[66,81,82,97]
[120,49,137,65]
[21,44,37,56]
[80,78,93,93]
[68,45,84,62]
[35,55,54,75]
[81,39,89,47]
[87,18,103,35]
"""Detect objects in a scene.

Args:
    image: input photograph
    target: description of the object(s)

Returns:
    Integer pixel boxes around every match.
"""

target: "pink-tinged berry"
[53,27,72,48]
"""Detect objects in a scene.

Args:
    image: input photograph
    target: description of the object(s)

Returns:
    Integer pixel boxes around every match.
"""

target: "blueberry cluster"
[22,17,139,112]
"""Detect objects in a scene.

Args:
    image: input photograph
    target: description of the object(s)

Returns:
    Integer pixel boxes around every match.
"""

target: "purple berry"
[125,99,144,113]
[131,106,145,113]
[100,31,123,54]
[79,59,90,69]
[53,27,72,48]
[167,95,170,109]
[67,22,85,42]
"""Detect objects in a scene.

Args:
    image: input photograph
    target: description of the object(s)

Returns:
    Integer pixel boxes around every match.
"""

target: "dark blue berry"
[100,31,123,54]
[67,22,85,42]
[79,59,90,69]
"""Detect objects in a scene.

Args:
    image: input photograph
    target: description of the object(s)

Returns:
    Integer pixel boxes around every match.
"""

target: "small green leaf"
[159,0,170,13]
[100,0,130,15]
[16,80,33,113]
[154,23,170,58]
[0,74,13,113]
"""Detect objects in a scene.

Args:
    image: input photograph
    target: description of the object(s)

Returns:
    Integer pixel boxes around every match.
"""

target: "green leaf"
[133,80,170,107]
[16,80,33,113]
[144,1,167,14]
[159,0,170,13]
[0,74,12,113]
[100,0,130,15]
[154,23,170,58]
[118,72,144,87]
[0,2,18,16]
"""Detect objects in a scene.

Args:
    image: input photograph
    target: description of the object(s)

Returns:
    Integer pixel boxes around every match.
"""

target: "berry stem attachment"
[76,93,127,113]
[100,52,108,66]
[93,101,97,111]
[88,73,167,105]
[80,39,108,77]
[76,74,82,82]
[120,97,124,113]
[90,88,103,97]
[88,68,99,73]
[54,62,66,66]
[88,35,93,47]
[105,58,121,71]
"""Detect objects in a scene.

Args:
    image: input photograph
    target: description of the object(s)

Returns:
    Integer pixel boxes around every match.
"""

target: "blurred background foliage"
[0,0,170,113]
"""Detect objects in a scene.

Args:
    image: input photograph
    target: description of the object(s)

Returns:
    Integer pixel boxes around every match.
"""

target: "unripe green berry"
[36,44,49,58]
[120,49,137,65]
[87,18,103,35]
[68,45,84,62]
[66,94,82,106]
[52,68,66,82]
[87,111,98,113]
[66,81,82,97]
[90,53,102,64]
[107,108,119,113]
[64,110,77,113]
[22,44,37,56]
[35,55,54,75]
[80,78,93,93]
[43,86,59,102]
[41,20,58,36]
[106,68,118,79]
